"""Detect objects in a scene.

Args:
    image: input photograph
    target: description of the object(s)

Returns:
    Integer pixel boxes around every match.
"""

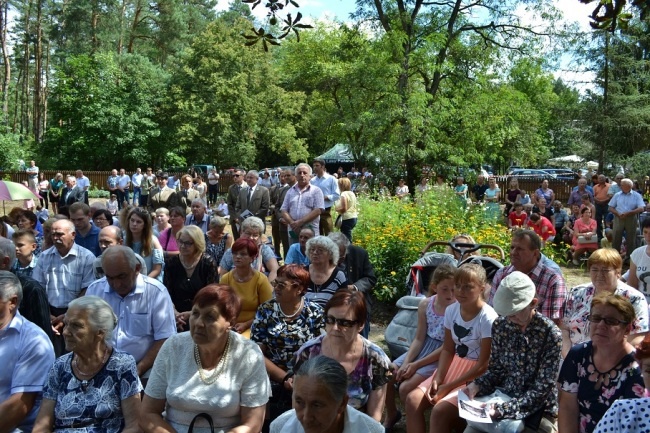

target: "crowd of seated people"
[4,164,650,433]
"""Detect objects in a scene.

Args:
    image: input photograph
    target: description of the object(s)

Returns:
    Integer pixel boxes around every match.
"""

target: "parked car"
[538,168,580,180]
[508,169,557,179]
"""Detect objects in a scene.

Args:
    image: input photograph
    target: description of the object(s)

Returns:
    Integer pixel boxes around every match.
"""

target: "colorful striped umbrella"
[0,180,41,213]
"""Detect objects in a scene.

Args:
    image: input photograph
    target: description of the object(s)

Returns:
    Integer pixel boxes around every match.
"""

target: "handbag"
[188,413,214,433]
[335,214,343,229]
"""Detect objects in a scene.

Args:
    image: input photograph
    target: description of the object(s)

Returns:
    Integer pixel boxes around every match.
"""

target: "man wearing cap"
[147,172,180,214]
[311,158,340,236]
[463,272,562,433]
[488,229,566,325]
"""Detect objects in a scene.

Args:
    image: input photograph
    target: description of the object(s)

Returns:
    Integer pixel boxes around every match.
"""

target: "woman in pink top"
[571,207,598,265]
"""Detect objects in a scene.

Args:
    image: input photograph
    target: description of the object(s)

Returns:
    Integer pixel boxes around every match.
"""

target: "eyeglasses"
[325,315,358,328]
[587,314,629,327]
[589,268,616,276]
[93,217,108,222]
[309,247,328,255]
[178,240,195,248]
[271,280,296,289]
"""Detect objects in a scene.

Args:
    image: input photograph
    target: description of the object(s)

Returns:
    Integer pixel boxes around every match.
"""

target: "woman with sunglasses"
[220,238,272,338]
[291,289,391,422]
[250,264,325,421]
[594,333,650,433]
[558,293,645,433]
[163,225,218,331]
[158,206,185,261]
[561,248,648,357]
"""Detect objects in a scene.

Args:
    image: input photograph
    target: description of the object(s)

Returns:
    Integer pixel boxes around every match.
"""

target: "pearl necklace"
[278,298,304,318]
[194,333,231,385]
[73,347,110,392]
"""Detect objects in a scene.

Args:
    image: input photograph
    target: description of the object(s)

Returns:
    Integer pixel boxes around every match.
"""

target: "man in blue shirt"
[310,158,340,236]
[609,178,645,256]
[69,202,101,256]
[0,271,55,431]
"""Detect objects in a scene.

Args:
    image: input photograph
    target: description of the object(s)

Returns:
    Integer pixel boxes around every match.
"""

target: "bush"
[353,188,569,302]
[88,186,109,199]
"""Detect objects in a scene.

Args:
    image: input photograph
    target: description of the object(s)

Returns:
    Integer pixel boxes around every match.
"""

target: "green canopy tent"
[315,143,355,173]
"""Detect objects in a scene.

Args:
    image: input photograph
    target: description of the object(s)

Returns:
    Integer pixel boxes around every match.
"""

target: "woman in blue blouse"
[33,296,142,433]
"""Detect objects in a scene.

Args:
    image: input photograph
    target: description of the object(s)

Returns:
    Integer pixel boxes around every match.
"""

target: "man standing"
[329,232,377,338]
[567,177,594,207]
[276,170,296,258]
[185,198,210,233]
[147,172,181,214]
[609,178,645,256]
[131,167,143,206]
[472,175,488,202]
[207,167,220,206]
[117,168,131,209]
[178,174,201,213]
[32,219,95,355]
[26,160,39,190]
[281,163,324,244]
[226,169,245,239]
[488,229,566,326]
[593,174,611,241]
[235,170,270,224]
[85,246,176,379]
[0,271,55,433]
[140,167,155,208]
[93,226,147,278]
[270,171,289,258]
[58,175,85,210]
[68,202,101,256]
[311,158,340,236]
[75,170,91,204]
[107,169,119,203]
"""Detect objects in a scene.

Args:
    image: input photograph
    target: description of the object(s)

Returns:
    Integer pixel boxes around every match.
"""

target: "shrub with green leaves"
[353,188,565,302]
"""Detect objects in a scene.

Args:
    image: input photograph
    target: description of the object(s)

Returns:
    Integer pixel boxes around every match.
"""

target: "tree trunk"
[0,1,10,128]
[33,0,43,142]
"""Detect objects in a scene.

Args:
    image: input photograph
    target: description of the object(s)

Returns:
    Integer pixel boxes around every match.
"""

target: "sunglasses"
[587,314,628,327]
[325,315,358,328]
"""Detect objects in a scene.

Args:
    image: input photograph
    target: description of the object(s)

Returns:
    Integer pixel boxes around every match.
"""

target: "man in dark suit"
[274,170,295,259]
[226,169,245,239]
[235,170,270,226]
[58,175,85,210]
[328,232,377,338]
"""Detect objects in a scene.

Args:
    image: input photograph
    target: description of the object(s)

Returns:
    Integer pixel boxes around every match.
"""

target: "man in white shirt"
[117,168,131,209]
[75,170,91,204]
[85,246,176,380]
[131,167,143,206]
[310,158,340,236]
[26,160,39,190]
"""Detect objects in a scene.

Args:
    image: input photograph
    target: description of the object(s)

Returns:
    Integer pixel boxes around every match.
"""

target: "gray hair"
[295,163,312,176]
[621,178,634,187]
[294,355,348,402]
[0,271,22,305]
[209,215,228,229]
[328,232,350,249]
[241,216,265,235]
[155,207,170,216]
[191,198,207,209]
[306,235,339,265]
[54,218,76,234]
[101,245,140,270]
[100,225,123,242]
[68,296,117,346]
[0,238,16,264]
[246,170,259,180]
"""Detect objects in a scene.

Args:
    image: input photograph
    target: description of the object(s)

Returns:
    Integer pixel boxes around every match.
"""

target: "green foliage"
[624,152,650,181]
[354,189,513,302]
[88,186,109,199]
[0,131,28,170]
[168,16,308,168]
[41,53,169,168]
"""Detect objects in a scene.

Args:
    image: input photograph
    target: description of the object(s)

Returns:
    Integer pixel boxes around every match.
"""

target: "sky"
[216,0,599,90]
